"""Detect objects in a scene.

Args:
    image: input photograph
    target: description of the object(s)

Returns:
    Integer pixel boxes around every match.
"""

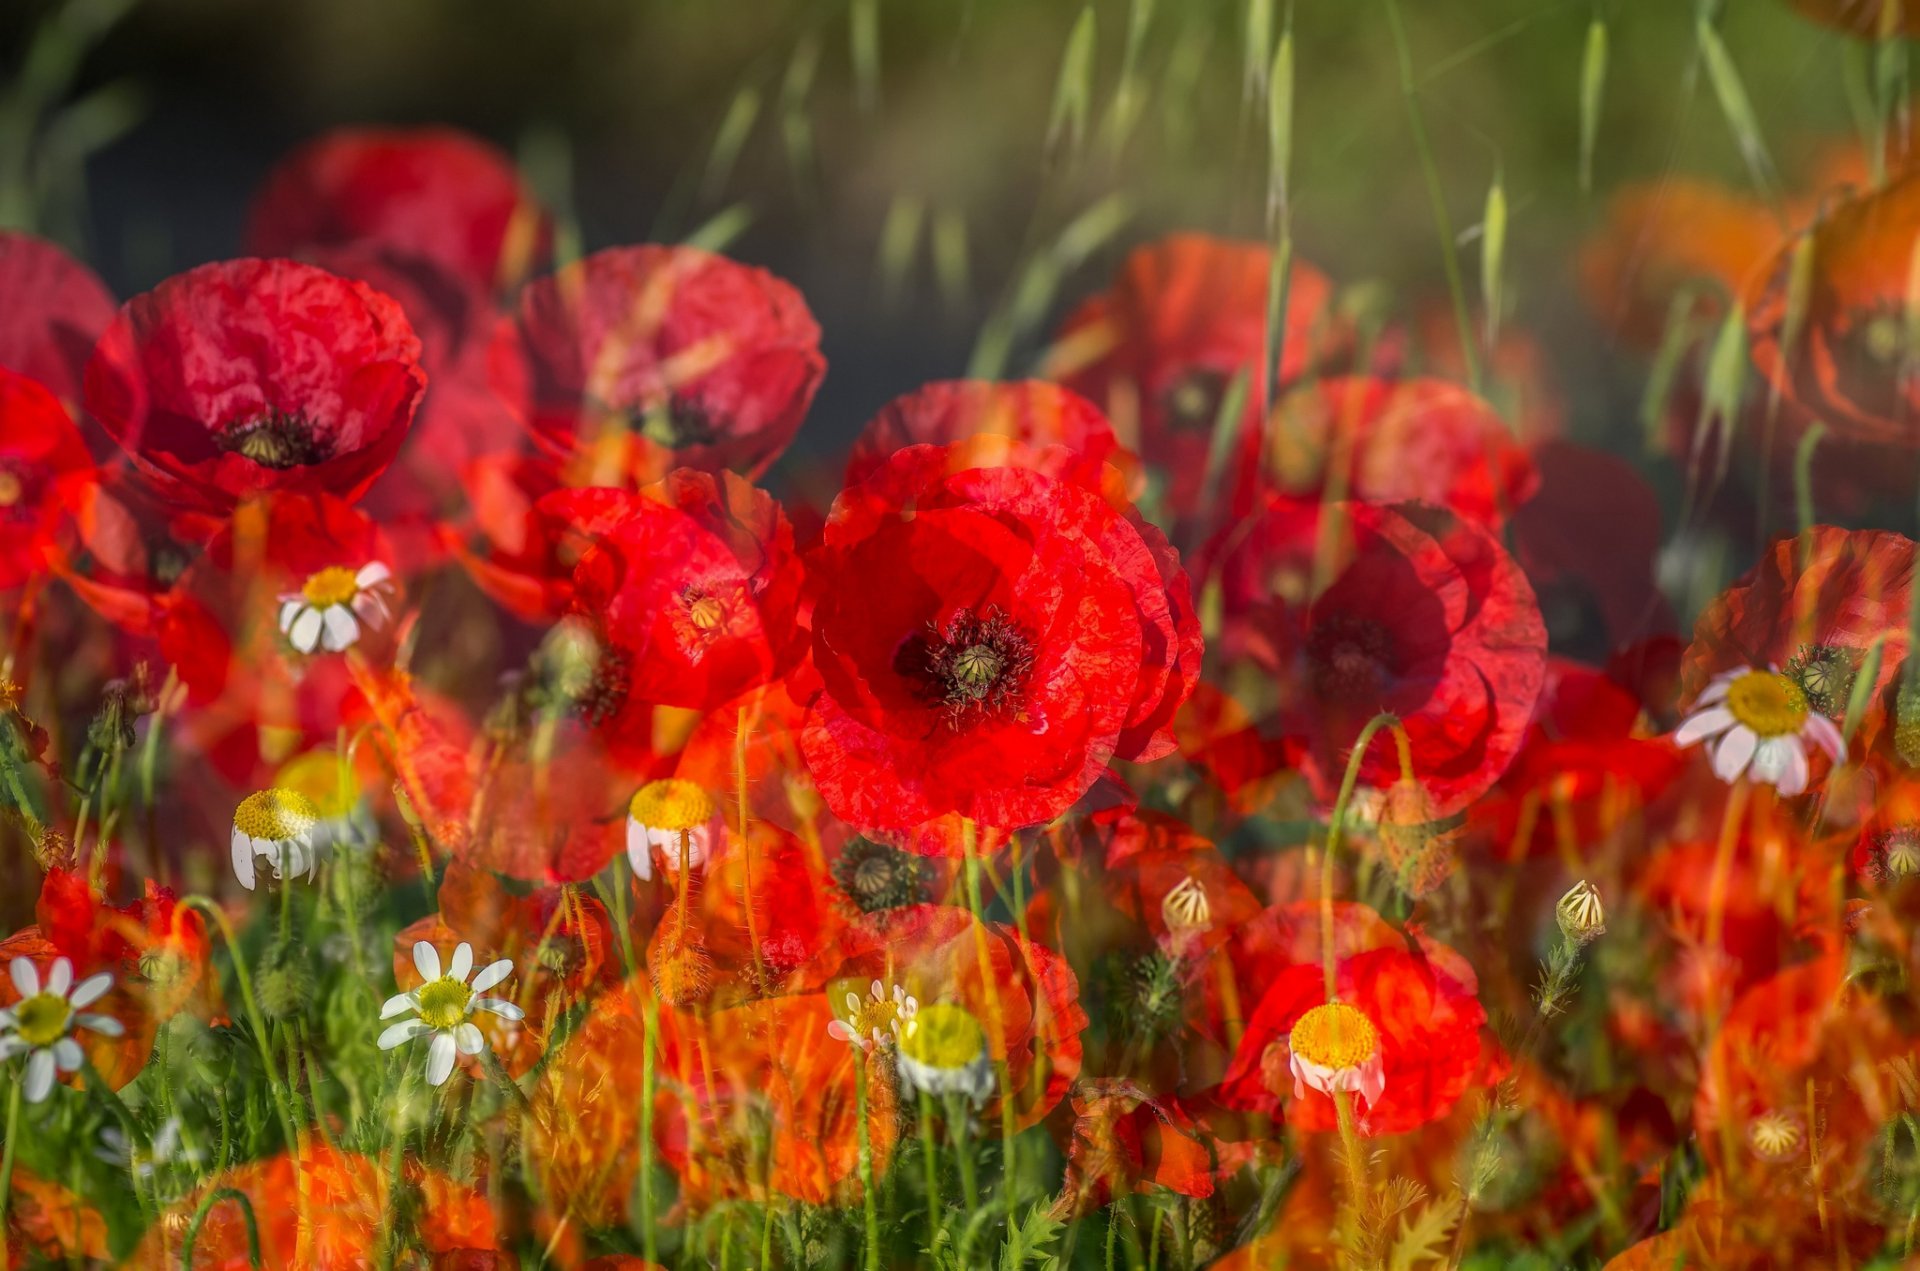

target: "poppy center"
[1306,613,1397,703]
[1162,368,1231,431]
[1877,826,1920,878]
[220,410,326,469]
[903,1002,987,1069]
[1288,1002,1379,1071]
[301,566,361,607]
[234,788,320,841]
[14,991,71,1047]
[910,607,1035,721]
[637,397,721,449]
[1747,1110,1802,1160]
[415,976,472,1030]
[629,778,715,832]
[1723,670,1808,737]
[685,590,726,633]
[1785,643,1860,718]
[831,838,933,913]
[1161,875,1212,935]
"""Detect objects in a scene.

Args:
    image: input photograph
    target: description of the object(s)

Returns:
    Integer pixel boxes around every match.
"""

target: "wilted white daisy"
[1674,666,1846,796]
[826,979,918,1053]
[277,561,394,654]
[230,788,320,890]
[896,1002,994,1105]
[626,778,718,882]
[377,942,525,1087]
[1286,1001,1385,1115]
[0,957,124,1103]
[96,1116,200,1180]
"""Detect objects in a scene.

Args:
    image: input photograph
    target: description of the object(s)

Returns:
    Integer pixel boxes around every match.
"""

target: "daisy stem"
[1332,1089,1370,1247]
[947,1092,980,1217]
[1319,713,1401,998]
[0,1073,19,1270]
[638,988,659,1265]
[277,867,295,950]
[918,1089,941,1223]
[180,898,304,1158]
[480,1045,533,1114]
[380,1061,414,1271]
[855,1055,880,1271]
[959,819,1018,1257]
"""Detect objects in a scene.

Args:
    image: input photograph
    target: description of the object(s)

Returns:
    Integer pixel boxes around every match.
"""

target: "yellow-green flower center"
[629,778,714,831]
[273,750,361,822]
[1288,1002,1379,1071]
[416,976,473,1030]
[902,1002,986,1070]
[15,992,71,1047]
[233,788,320,841]
[1724,671,1809,738]
[301,565,361,607]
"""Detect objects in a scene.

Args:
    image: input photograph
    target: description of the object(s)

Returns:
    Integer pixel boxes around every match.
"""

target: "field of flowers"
[10,0,1920,1267]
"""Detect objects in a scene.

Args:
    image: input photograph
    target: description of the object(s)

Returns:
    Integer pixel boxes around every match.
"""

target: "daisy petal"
[289,606,323,653]
[473,997,525,1022]
[378,1020,429,1050]
[469,960,514,994]
[413,942,442,983]
[1674,707,1736,747]
[454,1022,485,1056]
[10,958,38,998]
[45,959,72,998]
[319,605,359,652]
[379,992,418,1020]
[426,1031,458,1086]
[52,1038,83,1072]
[1778,738,1811,797]
[231,829,258,891]
[68,972,112,1009]
[76,1013,124,1037]
[23,1049,55,1103]
[1711,726,1758,783]
[449,943,473,984]
[1805,713,1846,762]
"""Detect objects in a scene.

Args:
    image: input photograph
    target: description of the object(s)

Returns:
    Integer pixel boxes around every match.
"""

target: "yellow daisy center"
[233,788,320,841]
[1724,670,1808,738]
[1288,1002,1379,1071]
[273,750,361,822]
[902,1002,987,1070]
[629,778,715,831]
[301,565,361,608]
[14,992,72,1047]
[416,976,473,1030]
[0,471,22,508]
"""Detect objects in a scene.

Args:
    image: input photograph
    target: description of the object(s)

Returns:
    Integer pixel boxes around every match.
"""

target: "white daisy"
[1286,1001,1385,1115]
[896,1002,994,1105]
[96,1116,201,1180]
[277,562,394,654]
[1674,666,1846,796]
[825,979,918,1053]
[0,957,125,1103]
[625,778,718,882]
[376,942,525,1087]
[230,788,321,890]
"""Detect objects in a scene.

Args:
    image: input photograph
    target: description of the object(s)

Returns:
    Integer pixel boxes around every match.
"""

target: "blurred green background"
[0,0,1875,462]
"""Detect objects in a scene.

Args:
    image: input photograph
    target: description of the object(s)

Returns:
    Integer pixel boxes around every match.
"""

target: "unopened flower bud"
[1556,880,1606,946]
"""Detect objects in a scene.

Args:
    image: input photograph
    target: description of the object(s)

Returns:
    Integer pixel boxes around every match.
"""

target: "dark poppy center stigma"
[1306,612,1397,703]
[905,606,1036,723]
[218,410,327,469]
[636,395,722,450]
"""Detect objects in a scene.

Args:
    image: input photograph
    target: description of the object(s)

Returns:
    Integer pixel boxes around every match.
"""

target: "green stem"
[918,1089,942,1225]
[180,898,304,1156]
[0,1075,20,1270]
[639,985,659,1264]
[856,1056,880,1271]
[182,1186,261,1268]
[380,1061,413,1271]
[1320,713,1401,998]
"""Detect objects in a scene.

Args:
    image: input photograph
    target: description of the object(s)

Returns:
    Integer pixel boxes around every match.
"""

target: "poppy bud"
[1556,880,1607,946]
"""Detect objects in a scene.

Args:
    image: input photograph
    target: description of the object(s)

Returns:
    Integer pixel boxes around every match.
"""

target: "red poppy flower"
[569,469,806,712]
[84,258,426,516]
[796,903,1087,1133]
[247,126,549,294]
[0,367,94,590]
[128,1139,499,1268]
[458,717,634,883]
[1215,497,1548,817]
[1578,179,1782,349]
[157,492,398,706]
[802,436,1200,831]
[31,865,218,1022]
[47,468,200,635]
[3,1167,109,1266]
[1263,375,1537,528]
[844,379,1128,489]
[0,231,117,410]
[441,456,644,622]
[1679,525,1914,754]
[1214,936,1497,1137]
[1051,232,1345,515]
[489,244,824,484]
[1051,1079,1213,1218]
[1749,170,1920,446]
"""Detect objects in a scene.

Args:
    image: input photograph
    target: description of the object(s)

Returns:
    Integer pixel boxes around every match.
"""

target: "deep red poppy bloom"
[844,379,1127,489]
[0,367,94,590]
[84,258,426,516]
[1216,497,1547,817]
[802,436,1200,831]
[1051,232,1345,515]
[0,231,117,410]
[1263,375,1537,528]
[128,1139,499,1268]
[1214,937,1496,1137]
[1578,179,1782,350]
[48,468,200,635]
[1679,525,1914,754]
[31,865,217,1022]
[1051,1079,1213,1218]
[490,244,825,484]
[1749,171,1920,446]
[247,126,549,294]
[569,468,806,712]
